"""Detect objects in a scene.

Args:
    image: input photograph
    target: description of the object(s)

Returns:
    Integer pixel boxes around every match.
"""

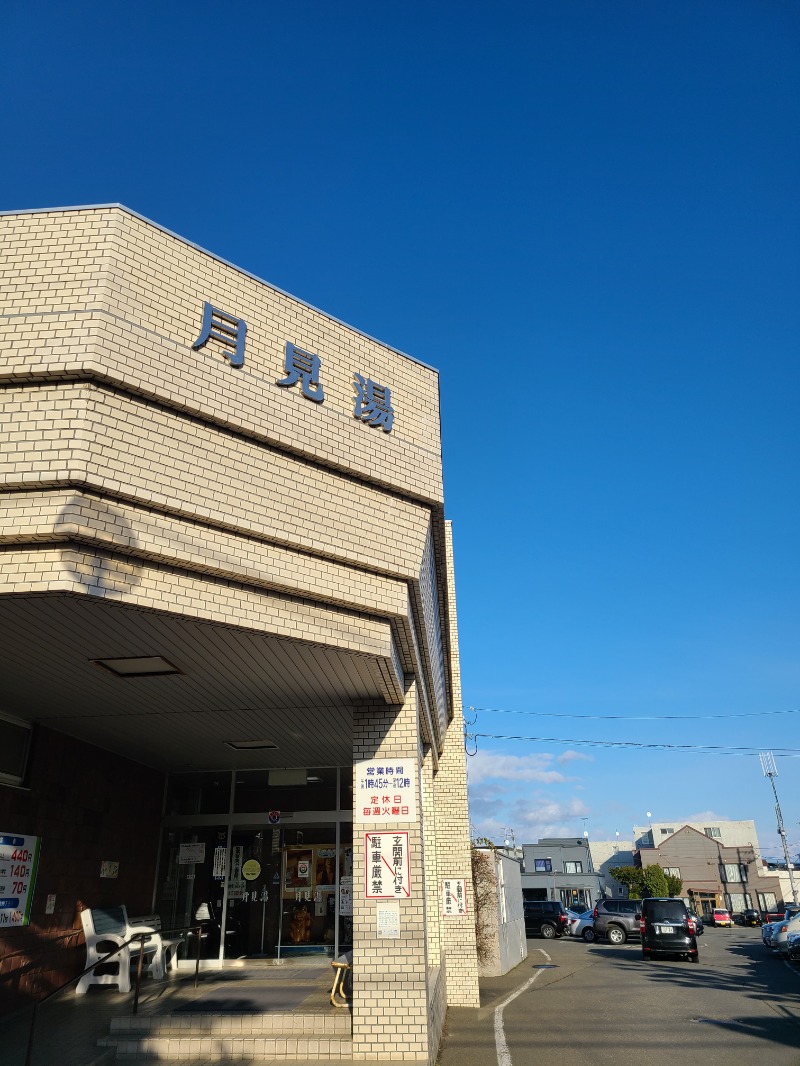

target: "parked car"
[523,900,569,939]
[769,911,800,957]
[762,905,800,949]
[592,899,641,944]
[568,909,596,941]
[763,919,781,948]
[688,910,704,935]
[741,908,761,927]
[786,931,800,960]
[639,897,699,963]
[710,908,732,927]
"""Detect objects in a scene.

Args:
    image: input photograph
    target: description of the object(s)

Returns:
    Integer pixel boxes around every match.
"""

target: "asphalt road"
[438,925,800,1066]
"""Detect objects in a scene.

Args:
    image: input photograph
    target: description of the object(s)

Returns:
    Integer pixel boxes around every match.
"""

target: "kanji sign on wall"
[355,759,416,823]
[441,878,468,916]
[364,831,411,899]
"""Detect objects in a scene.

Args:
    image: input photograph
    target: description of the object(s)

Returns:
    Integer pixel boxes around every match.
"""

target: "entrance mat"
[175,982,319,1013]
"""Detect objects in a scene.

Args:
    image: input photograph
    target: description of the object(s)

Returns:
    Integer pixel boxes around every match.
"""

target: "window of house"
[0,712,33,788]
[722,863,748,883]
[705,827,721,838]
[664,867,681,878]
[534,858,552,873]
[660,828,674,835]
[564,861,583,874]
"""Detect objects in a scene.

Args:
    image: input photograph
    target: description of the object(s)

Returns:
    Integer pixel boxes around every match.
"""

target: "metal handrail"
[0,929,83,971]
[23,922,202,1066]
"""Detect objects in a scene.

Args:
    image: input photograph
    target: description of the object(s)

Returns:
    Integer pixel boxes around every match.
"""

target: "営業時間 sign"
[0,833,41,927]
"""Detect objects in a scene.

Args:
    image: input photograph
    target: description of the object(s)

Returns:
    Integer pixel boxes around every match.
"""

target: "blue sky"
[4,2,799,859]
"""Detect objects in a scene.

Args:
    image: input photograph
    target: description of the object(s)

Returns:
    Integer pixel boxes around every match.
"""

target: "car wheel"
[540,923,556,939]
[607,926,626,945]
[691,954,699,963]
[583,928,596,943]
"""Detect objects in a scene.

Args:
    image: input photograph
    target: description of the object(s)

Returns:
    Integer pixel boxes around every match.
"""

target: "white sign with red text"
[364,831,411,899]
[355,760,416,823]
[441,878,468,916]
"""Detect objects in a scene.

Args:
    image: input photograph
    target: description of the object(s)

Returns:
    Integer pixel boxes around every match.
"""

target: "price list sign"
[0,833,41,927]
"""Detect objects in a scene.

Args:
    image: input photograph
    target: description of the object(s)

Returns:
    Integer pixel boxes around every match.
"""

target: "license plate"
[655,924,673,934]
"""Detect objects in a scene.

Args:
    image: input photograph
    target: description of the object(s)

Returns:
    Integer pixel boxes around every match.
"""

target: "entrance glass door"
[156,825,231,961]
[225,826,284,958]
[222,824,353,959]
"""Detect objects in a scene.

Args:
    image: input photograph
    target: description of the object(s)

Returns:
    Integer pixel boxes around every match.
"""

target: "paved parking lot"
[438,924,800,1066]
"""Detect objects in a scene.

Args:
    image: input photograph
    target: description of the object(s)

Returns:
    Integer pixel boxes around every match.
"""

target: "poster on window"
[284,848,313,889]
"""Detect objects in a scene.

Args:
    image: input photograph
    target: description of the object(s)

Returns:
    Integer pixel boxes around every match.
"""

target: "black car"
[741,908,761,927]
[639,898,699,962]
[523,900,569,939]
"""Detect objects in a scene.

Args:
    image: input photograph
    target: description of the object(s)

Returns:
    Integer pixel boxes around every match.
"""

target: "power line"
[464,705,800,722]
[463,731,800,757]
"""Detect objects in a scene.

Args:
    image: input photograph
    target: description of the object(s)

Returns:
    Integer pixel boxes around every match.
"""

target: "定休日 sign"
[355,759,416,823]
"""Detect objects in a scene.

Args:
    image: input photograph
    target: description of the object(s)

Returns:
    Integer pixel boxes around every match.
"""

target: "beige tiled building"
[0,205,479,1059]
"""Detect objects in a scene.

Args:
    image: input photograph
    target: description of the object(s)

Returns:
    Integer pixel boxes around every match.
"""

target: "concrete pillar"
[352,686,430,1061]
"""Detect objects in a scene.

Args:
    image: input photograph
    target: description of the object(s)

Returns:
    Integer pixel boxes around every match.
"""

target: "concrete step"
[100,1011,352,1060]
[98,1032,353,1059]
[109,1010,351,1036]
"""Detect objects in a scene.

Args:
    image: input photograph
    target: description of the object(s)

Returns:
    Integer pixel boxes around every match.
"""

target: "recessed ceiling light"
[225,740,279,751]
[91,656,182,677]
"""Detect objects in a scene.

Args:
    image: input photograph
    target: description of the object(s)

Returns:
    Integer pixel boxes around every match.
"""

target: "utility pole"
[760,751,799,905]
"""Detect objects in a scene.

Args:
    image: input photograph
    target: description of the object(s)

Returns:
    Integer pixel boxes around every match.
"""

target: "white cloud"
[680,809,731,824]
[555,749,593,765]
[469,788,591,845]
[466,750,566,786]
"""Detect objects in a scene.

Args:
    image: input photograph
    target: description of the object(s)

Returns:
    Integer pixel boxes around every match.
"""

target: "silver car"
[770,910,800,956]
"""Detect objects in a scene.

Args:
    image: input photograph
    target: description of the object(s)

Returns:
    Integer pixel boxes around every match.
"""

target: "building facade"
[633,819,760,851]
[588,840,636,898]
[520,838,604,911]
[637,826,785,917]
[0,205,479,1060]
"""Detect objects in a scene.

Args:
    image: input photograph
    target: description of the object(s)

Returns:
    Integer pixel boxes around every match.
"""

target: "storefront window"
[233,767,338,813]
[165,771,232,815]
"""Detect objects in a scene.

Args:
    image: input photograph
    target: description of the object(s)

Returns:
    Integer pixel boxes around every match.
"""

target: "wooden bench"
[330,950,352,1007]
[75,905,182,994]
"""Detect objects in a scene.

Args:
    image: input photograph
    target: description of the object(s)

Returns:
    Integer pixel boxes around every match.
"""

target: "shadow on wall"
[55,497,143,597]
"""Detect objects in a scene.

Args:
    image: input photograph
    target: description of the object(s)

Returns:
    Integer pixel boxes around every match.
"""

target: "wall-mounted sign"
[441,879,468,916]
[99,860,119,879]
[355,760,416,823]
[190,304,396,431]
[268,811,281,825]
[365,832,410,899]
[376,900,400,938]
[0,832,41,927]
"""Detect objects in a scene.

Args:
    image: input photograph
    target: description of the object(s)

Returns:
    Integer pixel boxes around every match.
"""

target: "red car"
[711,907,732,927]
